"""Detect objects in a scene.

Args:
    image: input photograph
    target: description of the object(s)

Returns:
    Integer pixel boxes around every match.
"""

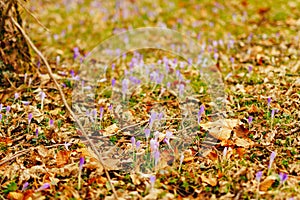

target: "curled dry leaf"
[259,175,277,191]
[56,150,70,167]
[200,174,217,186]
[7,192,24,200]
[103,123,119,136]
[200,119,240,141]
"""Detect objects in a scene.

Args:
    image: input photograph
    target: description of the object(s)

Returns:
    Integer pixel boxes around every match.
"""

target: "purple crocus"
[271,109,277,119]
[144,128,150,139]
[149,175,156,188]
[122,79,129,98]
[79,157,84,171]
[279,172,288,184]
[111,78,116,87]
[73,47,80,60]
[149,112,157,129]
[49,119,54,128]
[268,151,276,170]
[154,150,160,166]
[0,103,2,112]
[248,116,253,125]
[99,107,104,120]
[136,141,141,149]
[14,93,20,100]
[267,97,271,108]
[36,183,50,192]
[6,105,11,113]
[35,128,39,137]
[256,171,263,182]
[22,182,29,191]
[248,65,253,73]
[0,114,2,121]
[131,136,136,148]
[165,130,172,146]
[28,113,33,124]
[150,138,157,152]
[197,105,205,123]
[178,84,185,97]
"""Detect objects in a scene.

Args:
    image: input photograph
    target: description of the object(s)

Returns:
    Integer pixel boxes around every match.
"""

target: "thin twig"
[16,0,50,32]
[11,17,119,199]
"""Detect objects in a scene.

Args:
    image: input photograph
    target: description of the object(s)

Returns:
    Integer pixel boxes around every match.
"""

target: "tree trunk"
[0,0,31,88]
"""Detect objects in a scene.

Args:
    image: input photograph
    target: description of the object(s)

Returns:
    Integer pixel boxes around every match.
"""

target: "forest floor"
[0,0,299,199]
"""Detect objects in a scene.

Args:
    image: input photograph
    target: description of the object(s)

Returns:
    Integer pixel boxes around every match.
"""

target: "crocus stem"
[78,170,82,189]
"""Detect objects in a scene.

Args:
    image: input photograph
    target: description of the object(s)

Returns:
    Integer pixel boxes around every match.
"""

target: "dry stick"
[11,17,119,199]
[16,0,50,32]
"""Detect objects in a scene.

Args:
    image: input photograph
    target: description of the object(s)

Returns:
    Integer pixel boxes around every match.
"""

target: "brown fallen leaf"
[200,119,240,141]
[103,123,119,136]
[200,174,217,186]
[259,176,276,191]
[7,192,23,200]
[56,150,70,167]
[234,124,249,138]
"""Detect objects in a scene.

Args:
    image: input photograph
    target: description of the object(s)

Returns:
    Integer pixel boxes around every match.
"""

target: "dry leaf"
[234,137,254,148]
[234,125,249,138]
[7,192,23,200]
[103,124,119,136]
[201,174,217,186]
[200,119,240,141]
[56,150,70,167]
[259,176,276,191]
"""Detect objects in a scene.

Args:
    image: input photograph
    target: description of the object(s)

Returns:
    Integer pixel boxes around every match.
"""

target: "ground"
[0,0,299,199]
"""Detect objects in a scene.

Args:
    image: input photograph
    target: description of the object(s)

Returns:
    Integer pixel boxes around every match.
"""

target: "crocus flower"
[136,141,141,150]
[40,91,46,110]
[149,112,157,129]
[36,183,50,192]
[64,142,71,151]
[6,105,11,113]
[111,78,116,87]
[178,84,185,97]
[197,105,205,123]
[154,150,160,166]
[99,107,104,120]
[150,138,157,152]
[22,182,29,191]
[79,157,84,171]
[14,93,20,100]
[0,103,2,112]
[267,97,271,108]
[256,171,263,182]
[131,136,136,148]
[35,128,39,137]
[248,116,253,125]
[180,153,184,166]
[279,172,288,184]
[223,147,228,158]
[49,119,54,128]
[268,151,276,170]
[73,47,80,60]
[271,109,277,119]
[149,175,156,188]
[165,131,172,146]
[248,65,253,73]
[28,113,33,124]
[0,114,2,121]
[144,128,150,139]
[122,79,129,98]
